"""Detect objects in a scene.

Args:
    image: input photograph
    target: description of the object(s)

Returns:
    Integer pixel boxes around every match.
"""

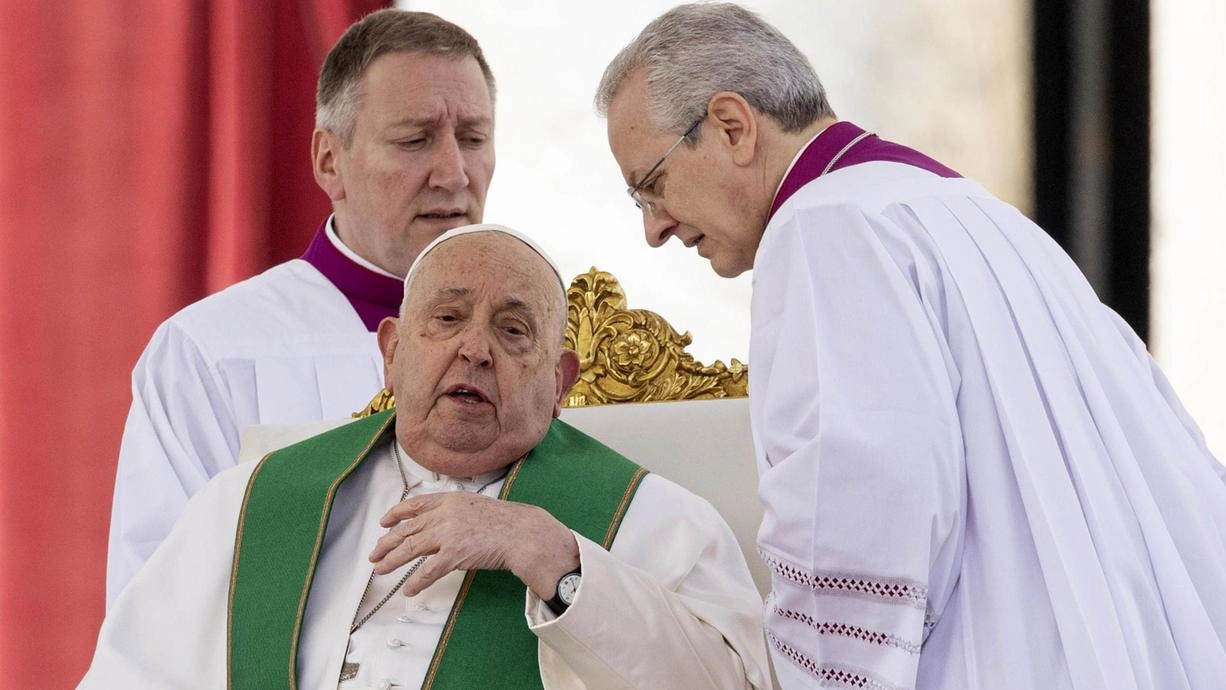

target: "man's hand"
[370,493,581,600]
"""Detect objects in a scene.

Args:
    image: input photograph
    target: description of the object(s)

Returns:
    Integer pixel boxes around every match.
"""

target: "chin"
[709,256,751,279]
[419,434,540,478]
[415,444,505,477]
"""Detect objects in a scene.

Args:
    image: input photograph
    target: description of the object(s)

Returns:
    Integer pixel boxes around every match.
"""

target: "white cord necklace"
[347,443,502,635]
[347,443,425,635]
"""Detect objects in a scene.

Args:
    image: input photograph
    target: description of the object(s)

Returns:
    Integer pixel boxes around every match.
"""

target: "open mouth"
[444,384,489,405]
[419,210,467,222]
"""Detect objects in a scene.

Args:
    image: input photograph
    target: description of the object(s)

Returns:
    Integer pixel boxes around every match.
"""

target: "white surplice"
[750,161,1226,690]
[107,235,386,606]
[81,441,770,689]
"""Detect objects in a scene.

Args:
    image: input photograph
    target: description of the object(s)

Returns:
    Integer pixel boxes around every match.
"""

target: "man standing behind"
[598,4,1226,689]
[108,9,496,605]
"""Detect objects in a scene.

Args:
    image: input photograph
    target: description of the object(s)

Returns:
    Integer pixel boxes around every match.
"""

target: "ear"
[376,317,400,390]
[553,349,581,418]
[706,91,759,167]
[312,128,346,202]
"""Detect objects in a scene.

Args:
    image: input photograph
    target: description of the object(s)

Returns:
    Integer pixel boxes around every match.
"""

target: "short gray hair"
[595,3,834,137]
[317,9,496,146]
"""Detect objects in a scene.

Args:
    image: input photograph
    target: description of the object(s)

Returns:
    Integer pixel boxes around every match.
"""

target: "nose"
[457,326,492,367]
[428,136,470,192]
[643,207,678,249]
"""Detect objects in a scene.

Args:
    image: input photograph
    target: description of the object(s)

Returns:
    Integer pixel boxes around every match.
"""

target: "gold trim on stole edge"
[225,412,396,690]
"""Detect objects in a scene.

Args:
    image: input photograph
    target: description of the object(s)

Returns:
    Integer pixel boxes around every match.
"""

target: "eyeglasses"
[626,117,703,217]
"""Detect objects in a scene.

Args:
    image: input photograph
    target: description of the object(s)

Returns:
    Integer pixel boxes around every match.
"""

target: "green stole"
[226,409,648,689]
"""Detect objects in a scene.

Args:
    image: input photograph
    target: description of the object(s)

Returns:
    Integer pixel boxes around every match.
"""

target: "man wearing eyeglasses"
[598,3,1226,689]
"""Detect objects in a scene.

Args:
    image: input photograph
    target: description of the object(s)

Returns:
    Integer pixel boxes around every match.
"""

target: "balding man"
[83,226,769,689]
[598,3,1226,689]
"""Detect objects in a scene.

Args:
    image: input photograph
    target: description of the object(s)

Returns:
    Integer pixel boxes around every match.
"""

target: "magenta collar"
[768,121,961,220]
[300,221,403,332]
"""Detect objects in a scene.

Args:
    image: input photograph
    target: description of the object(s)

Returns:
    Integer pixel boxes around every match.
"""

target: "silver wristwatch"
[545,567,582,616]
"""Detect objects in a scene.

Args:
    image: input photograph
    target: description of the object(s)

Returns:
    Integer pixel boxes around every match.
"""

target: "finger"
[403,551,458,597]
[380,493,444,527]
[372,526,444,574]
[368,516,419,560]
[369,529,408,564]
[371,532,419,575]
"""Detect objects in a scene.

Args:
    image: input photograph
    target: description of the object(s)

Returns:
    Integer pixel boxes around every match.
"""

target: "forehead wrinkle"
[388,113,492,130]
[436,287,471,299]
[403,232,566,328]
[405,287,468,318]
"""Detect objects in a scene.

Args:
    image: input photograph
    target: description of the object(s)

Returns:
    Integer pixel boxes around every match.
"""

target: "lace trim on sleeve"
[768,631,908,690]
[761,552,928,609]
[772,606,921,654]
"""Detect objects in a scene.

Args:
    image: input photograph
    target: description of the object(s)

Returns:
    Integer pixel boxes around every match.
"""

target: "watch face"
[557,572,581,605]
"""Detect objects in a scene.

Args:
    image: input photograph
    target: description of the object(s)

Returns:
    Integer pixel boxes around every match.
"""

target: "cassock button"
[376,679,395,690]
[386,637,405,648]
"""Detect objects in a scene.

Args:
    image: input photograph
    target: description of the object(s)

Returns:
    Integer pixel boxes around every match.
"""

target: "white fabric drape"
[751,161,1226,689]
[107,260,384,605]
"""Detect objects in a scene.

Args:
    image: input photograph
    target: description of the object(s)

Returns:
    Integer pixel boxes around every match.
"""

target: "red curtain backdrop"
[0,1,386,684]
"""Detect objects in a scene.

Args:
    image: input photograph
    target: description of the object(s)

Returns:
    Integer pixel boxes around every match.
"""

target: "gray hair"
[595,3,834,137]
[316,9,496,146]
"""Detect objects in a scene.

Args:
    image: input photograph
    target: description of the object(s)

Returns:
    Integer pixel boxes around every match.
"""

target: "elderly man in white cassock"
[107,9,501,606]
[598,3,1226,689]
[81,225,770,689]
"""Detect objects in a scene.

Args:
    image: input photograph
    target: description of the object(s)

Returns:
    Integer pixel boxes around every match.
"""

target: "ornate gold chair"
[239,269,766,593]
[551,269,763,594]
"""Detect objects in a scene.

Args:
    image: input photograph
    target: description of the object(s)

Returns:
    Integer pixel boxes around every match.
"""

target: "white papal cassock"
[751,157,1226,689]
[107,217,396,605]
[81,441,770,689]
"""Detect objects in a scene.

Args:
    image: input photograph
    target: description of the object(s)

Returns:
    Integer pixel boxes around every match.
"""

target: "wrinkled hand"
[370,492,580,599]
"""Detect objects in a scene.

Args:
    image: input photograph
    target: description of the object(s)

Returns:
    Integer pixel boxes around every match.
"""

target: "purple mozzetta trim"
[300,221,403,332]
[768,121,961,220]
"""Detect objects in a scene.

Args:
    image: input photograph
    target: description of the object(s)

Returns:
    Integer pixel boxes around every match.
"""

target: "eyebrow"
[630,168,664,190]
[502,298,532,313]
[427,291,538,317]
[389,115,493,130]
[495,297,538,320]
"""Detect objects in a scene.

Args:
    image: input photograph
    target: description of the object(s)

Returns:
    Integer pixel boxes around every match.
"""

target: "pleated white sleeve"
[750,201,965,690]
[107,320,239,607]
[106,261,384,608]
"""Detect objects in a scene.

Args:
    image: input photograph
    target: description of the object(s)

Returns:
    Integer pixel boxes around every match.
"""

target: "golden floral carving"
[354,268,747,416]
[352,387,395,418]
[563,268,747,407]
